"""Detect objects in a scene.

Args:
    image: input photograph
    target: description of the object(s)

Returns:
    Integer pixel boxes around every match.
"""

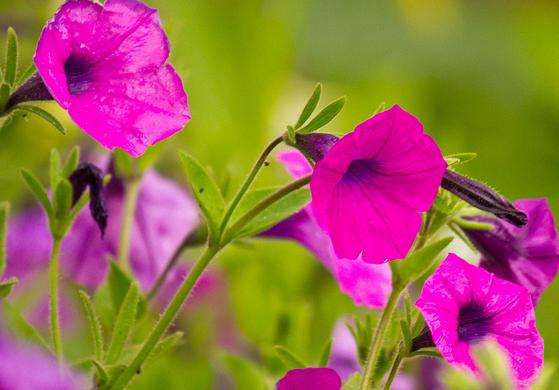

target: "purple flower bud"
[441,170,527,227]
[294,133,339,162]
[5,73,53,110]
[69,163,107,236]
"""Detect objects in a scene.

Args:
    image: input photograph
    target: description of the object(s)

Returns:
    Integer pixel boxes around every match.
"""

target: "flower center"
[457,302,491,343]
[64,54,95,95]
[342,158,378,184]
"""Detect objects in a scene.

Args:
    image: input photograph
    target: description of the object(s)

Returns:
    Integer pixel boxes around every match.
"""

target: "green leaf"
[220,352,270,390]
[0,277,17,299]
[317,338,332,367]
[105,282,139,364]
[4,27,18,86]
[294,83,321,129]
[15,63,35,86]
[298,96,346,134]
[144,331,184,368]
[53,179,72,220]
[21,169,53,219]
[0,202,8,277]
[452,217,493,231]
[445,152,478,167]
[62,146,80,178]
[273,345,305,369]
[49,149,62,191]
[90,359,109,385]
[1,301,50,351]
[232,187,310,238]
[78,290,105,361]
[14,105,65,134]
[393,237,453,286]
[0,83,10,112]
[342,373,362,390]
[179,152,224,242]
[107,260,133,312]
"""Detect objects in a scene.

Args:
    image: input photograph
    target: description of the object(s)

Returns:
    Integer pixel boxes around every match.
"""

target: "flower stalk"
[49,237,63,365]
[117,178,141,268]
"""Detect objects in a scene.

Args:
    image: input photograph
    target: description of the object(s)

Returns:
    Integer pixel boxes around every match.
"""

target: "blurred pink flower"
[310,105,446,263]
[416,254,543,388]
[0,334,86,389]
[264,151,391,308]
[464,198,559,304]
[34,0,190,156]
[277,368,341,390]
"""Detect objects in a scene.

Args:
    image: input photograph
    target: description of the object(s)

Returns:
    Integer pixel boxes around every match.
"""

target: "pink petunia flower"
[310,105,446,263]
[463,198,559,305]
[34,0,190,156]
[416,253,544,388]
[263,151,391,308]
[276,368,341,390]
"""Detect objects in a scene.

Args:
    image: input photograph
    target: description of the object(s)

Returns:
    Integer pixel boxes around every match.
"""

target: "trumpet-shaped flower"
[416,254,543,387]
[34,0,190,156]
[464,198,559,304]
[277,368,341,390]
[310,105,446,263]
[264,151,391,308]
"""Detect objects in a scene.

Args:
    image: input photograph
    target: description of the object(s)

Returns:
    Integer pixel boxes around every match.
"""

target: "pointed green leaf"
[0,277,17,299]
[14,105,65,134]
[298,96,346,134]
[4,27,18,86]
[21,169,53,219]
[62,146,80,178]
[90,359,109,385]
[0,83,10,111]
[49,149,62,191]
[0,202,8,277]
[53,179,72,220]
[317,339,332,367]
[15,63,35,86]
[1,301,50,351]
[78,290,105,361]
[232,187,310,238]
[144,331,184,368]
[445,152,478,167]
[294,83,321,129]
[105,282,139,364]
[179,152,224,242]
[273,345,305,369]
[394,237,453,285]
[107,260,133,312]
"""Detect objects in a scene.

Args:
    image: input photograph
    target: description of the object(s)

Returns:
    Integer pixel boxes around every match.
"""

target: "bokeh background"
[1,0,558,388]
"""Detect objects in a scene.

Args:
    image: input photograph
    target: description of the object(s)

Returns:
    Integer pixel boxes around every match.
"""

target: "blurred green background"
[1,0,558,388]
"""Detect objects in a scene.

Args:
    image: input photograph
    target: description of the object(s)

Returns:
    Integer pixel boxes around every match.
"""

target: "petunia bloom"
[310,105,447,263]
[463,198,559,305]
[263,151,391,308]
[0,334,86,389]
[6,167,203,299]
[34,0,190,156]
[276,368,341,390]
[416,254,543,388]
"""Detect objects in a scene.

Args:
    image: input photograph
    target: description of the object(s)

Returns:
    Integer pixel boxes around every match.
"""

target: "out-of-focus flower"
[416,254,543,388]
[264,151,391,308]
[276,368,341,390]
[0,334,86,389]
[7,168,201,296]
[310,105,446,263]
[463,198,559,304]
[34,0,190,156]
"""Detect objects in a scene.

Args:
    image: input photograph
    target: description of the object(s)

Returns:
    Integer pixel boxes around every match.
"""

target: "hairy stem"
[117,178,141,268]
[49,238,63,364]
[218,136,283,234]
[360,286,403,390]
[383,346,404,390]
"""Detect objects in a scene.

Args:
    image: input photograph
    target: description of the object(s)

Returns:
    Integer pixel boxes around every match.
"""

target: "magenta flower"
[463,198,559,304]
[310,105,446,263]
[7,168,201,296]
[0,334,86,389]
[264,151,391,308]
[416,254,543,387]
[277,368,341,390]
[34,0,190,156]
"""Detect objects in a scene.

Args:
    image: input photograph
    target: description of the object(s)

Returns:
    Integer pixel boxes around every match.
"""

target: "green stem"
[110,245,219,389]
[218,135,283,234]
[117,178,141,268]
[383,346,404,390]
[360,286,404,390]
[49,237,63,364]
[221,175,311,245]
